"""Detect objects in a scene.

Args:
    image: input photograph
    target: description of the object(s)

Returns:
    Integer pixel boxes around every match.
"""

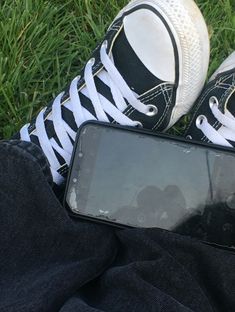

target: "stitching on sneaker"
[141,86,172,103]
[152,87,172,130]
[184,74,234,134]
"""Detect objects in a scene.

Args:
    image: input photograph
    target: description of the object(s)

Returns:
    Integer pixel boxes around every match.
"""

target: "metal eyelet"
[73,75,81,83]
[135,121,143,128]
[102,40,108,49]
[196,115,207,128]
[209,96,219,109]
[146,105,158,117]
[186,135,192,140]
[88,58,95,66]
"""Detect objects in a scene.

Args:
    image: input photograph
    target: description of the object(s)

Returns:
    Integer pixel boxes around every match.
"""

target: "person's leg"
[0,140,117,312]
[75,228,235,312]
[0,137,235,312]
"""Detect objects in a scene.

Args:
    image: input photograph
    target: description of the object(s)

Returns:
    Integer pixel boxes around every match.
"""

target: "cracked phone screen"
[66,123,235,247]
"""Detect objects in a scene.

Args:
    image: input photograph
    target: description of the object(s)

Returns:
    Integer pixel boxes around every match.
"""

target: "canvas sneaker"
[184,51,235,147]
[16,0,210,185]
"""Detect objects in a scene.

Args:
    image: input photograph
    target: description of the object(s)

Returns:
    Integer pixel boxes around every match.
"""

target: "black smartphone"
[64,121,235,247]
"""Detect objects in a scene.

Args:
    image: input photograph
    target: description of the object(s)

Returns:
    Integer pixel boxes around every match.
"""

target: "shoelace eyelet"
[72,75,81,84]
[135,121,143,128]
[196,115,207,128]
[102,40,108,50]
[209,96,219,109]
[88,58,96,66]
[146,104,158,117]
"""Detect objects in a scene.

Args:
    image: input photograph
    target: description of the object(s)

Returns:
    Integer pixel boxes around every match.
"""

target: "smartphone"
[64,121,235,247]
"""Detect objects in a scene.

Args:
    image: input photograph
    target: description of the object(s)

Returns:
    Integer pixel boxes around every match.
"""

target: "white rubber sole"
[114,0,210,129]
[209,51,235,82]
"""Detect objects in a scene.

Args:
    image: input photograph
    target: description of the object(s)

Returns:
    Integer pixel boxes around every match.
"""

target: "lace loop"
[20,46,150,184]
[196,97,234,148]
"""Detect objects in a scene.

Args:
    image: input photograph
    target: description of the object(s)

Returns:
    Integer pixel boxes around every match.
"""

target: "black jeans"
[0,140,234,312]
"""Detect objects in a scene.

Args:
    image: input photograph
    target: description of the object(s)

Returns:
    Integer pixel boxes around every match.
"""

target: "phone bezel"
[64,120,235,229]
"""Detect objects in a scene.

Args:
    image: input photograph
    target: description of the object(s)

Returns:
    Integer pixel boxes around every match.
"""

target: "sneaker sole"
[114,0,210,129]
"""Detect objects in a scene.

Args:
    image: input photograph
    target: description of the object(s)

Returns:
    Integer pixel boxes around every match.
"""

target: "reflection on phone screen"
[66,124,235,247]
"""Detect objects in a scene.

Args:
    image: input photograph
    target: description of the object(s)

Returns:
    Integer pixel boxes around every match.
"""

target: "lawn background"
[0,0,234,139]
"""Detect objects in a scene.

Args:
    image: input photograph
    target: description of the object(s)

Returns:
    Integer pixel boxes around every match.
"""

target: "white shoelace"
[196,96,235,148]
[20,41,153,184]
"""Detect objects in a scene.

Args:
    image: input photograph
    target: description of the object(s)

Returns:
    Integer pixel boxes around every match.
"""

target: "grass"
[0,0,234,139]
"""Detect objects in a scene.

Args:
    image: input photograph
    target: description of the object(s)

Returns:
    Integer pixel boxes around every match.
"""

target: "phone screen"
[65,123,235,246]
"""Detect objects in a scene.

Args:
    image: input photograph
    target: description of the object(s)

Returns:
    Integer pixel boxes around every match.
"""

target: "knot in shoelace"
[20,41,155,184]
[196,96,235,148]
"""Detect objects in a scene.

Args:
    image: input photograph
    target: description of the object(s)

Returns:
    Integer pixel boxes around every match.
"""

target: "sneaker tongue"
[111,28,163,95]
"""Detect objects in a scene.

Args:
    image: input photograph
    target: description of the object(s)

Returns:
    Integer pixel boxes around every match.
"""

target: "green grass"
[0,0,234,139]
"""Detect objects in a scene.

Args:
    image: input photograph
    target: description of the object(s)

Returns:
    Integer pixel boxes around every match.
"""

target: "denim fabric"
[0,140,234,312]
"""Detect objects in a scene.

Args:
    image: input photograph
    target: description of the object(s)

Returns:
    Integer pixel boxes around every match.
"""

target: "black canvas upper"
[184,68,235,146]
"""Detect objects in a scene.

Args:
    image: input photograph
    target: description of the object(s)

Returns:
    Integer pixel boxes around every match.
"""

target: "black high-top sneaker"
[16,0,210,185]
[185,51,235,147]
